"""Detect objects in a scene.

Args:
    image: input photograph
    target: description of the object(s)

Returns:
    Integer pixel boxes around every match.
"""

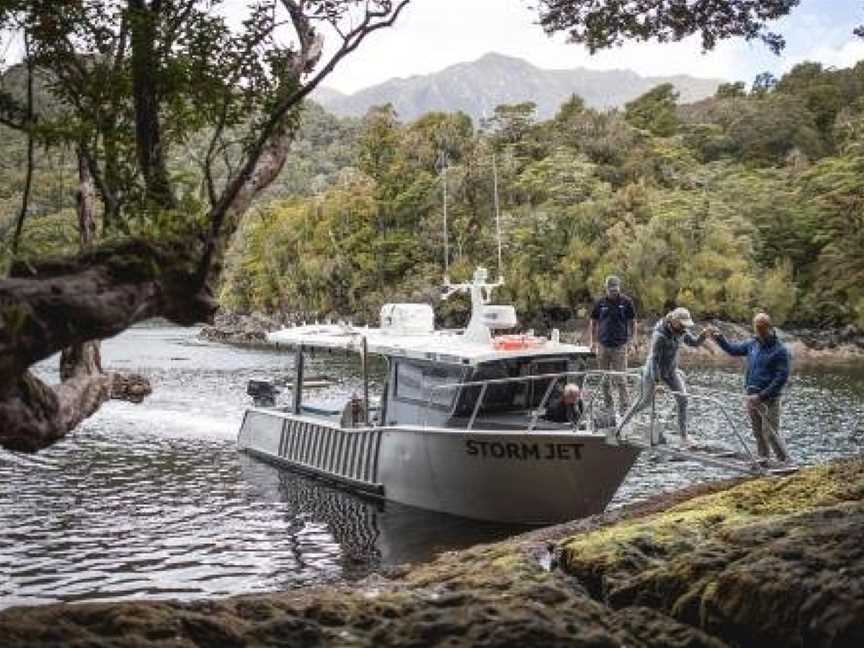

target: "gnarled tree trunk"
[0,114,300,452]
[1,151,157,453]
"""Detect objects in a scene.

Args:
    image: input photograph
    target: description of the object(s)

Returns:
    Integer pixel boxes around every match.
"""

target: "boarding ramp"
[588,370,796,476]
[422,370,795,476]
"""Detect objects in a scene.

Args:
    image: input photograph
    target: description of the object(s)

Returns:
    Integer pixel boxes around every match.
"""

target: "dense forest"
[3,61,864,329]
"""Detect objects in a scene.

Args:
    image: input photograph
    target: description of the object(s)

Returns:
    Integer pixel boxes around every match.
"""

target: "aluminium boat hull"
[238,408,640,524]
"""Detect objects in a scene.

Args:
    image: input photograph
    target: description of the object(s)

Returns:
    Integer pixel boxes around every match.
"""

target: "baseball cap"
[667,307,695,327]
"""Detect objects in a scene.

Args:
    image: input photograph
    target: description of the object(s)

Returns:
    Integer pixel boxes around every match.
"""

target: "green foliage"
[624,84,679,137]
[751,72,778,97]
[715,82,747,99]
[536,1,800,54]
[217,61,864,329]
[798,153,864,323]
[757,259,797,325]
[727,94,824,162]
[4,39,863,330]
[7,208,79,258]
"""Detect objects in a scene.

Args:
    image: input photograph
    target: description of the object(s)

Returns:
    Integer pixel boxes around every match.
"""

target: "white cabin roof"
[266,324,591,367]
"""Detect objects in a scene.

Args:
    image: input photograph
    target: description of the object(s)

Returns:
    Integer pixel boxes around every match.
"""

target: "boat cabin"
[264,268,592,432]
[385,354,586,429]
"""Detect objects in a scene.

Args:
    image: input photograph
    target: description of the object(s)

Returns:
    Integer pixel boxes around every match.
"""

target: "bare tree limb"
[2,150,151,453]
[0,367,112,452]
[0,238,214,387]
[198,0,411,283]
[11,30,35,255]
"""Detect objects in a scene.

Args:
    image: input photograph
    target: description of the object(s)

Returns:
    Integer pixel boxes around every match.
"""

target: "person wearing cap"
[544,383,585,425]
[705,313,791,462]
[588,275,637,416]
[617,307,709,445]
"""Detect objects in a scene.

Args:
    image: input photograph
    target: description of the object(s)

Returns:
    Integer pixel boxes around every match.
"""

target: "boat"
[236,153,792,524]
[237,267,642,524]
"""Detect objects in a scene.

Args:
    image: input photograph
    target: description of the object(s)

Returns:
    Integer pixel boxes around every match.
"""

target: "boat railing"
[422,369,589,431]
[422,369,792,475]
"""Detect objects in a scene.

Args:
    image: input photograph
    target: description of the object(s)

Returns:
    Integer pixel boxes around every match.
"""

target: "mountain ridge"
[315,52,725,121]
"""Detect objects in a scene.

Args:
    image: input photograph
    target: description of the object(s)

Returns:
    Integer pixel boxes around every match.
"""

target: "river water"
[2,325,862,609]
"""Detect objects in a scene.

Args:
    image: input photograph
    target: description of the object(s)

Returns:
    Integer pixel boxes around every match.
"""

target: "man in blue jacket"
[707,313,791,462]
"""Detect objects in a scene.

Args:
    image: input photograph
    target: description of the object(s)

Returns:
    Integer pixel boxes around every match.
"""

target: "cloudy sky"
[318,0,864,93]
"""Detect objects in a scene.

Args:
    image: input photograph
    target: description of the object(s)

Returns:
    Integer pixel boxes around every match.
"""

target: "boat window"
[393,360,465,409]
[454,358,570,416]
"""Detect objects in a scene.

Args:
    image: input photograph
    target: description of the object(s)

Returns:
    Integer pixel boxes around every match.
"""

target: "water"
[1,326,863,608]
[611,364,864,504]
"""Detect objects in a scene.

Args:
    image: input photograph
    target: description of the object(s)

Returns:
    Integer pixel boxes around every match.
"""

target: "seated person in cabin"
[543,383,584,425]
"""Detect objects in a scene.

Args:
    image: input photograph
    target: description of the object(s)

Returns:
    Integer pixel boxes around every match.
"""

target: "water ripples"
[2,326,862,609]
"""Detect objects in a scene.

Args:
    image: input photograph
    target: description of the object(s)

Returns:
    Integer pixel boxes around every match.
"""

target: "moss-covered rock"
[559,457,864,647]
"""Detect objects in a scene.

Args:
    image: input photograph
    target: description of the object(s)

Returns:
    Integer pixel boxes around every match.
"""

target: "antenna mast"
[440,150,450,280]
[492,153,503,283]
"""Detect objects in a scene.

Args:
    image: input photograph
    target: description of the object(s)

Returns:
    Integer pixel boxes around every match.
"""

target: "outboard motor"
[246,380,280,407]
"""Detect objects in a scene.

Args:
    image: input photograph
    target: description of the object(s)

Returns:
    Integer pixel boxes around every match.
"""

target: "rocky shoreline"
[199,311,864,367]
[2,456,862,646]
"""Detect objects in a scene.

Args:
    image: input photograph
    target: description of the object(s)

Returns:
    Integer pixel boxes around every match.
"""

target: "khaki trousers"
[749,397,788,461]
[597,345,629,413]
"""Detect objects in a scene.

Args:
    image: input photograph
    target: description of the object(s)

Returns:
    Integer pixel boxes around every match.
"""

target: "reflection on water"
[1,325,862,609]
[242,455,522,579]
[0,427,519,610]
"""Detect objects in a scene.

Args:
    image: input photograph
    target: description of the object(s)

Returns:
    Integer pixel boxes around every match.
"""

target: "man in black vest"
[587,275,637,416]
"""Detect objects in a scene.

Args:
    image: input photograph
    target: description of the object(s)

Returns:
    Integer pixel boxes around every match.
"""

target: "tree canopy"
[215,60,864,336]
[536,1,802,53]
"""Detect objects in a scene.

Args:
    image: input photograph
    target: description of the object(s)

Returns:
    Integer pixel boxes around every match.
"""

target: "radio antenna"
[492,153,504,283]
[439,150,450,281]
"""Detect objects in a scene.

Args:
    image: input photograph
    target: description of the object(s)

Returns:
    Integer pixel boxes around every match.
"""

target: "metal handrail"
[579,369,642,432]
[421,369,636,429]
[420,368,781,475]
[637,387,761,465]
[625,384,797,474]
[422,369,576,428]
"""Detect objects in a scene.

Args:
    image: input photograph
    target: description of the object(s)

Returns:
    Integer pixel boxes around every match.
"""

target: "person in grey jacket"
[617,307,709,444]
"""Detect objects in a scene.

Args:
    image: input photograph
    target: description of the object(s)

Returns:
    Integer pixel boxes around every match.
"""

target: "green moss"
[560,458,864,574]
[1,303,30,336]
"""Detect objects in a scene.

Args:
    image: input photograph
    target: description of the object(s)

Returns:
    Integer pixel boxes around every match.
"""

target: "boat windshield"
[453,357,572,416]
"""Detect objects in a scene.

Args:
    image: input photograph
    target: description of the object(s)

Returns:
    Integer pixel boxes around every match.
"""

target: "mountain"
[314,53,724,122]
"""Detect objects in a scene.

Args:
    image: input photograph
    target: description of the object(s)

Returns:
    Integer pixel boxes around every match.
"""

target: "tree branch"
[0,238,215,389]
[0,0,411,452]
[535,0,800,54]
[198,0,411,283]
[11,30,35,254]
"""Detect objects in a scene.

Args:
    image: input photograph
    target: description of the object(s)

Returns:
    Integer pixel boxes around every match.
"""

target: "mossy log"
[0,238,209,451]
